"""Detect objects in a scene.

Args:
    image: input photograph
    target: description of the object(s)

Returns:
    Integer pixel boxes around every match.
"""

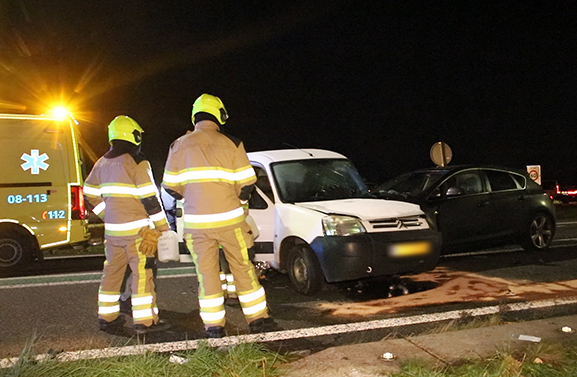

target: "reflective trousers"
[98,236,158,327]
[219,247,257,299]
[186,225,268,329]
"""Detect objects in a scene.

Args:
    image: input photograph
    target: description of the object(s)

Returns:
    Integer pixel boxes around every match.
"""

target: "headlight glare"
[322,215,366,236]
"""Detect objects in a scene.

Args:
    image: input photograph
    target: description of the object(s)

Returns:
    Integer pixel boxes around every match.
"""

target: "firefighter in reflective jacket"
[84,115,170,335]
[162,93,276,338]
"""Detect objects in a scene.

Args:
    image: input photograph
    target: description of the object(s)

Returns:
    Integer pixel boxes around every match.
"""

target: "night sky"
[1,1,576,185]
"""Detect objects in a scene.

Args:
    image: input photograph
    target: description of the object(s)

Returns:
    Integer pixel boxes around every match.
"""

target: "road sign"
[527,165,541,185]
[430,142,452,167]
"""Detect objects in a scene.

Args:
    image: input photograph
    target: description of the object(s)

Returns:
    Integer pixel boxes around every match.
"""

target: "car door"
[428,169,493,248]
[248,166,275,263]
[483,169,526,239]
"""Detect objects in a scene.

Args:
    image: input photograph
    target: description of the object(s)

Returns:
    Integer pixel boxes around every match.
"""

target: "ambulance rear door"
[1,118,72,248]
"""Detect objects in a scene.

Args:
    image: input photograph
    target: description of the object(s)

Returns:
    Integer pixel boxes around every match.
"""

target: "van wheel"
[0,229,34,271]
[287,244,324,295]
[520,213,555,252]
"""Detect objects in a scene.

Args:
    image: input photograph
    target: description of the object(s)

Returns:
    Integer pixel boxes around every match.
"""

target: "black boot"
[98,316,125,334]
[206,326,226,338]
[133,320,171,335]
[249,318,279,334]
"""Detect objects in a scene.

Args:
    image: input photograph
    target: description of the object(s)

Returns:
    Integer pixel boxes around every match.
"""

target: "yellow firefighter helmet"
[191,93,228,125]
[108,115,144,145]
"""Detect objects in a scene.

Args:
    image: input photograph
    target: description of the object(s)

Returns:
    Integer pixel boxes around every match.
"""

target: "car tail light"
[71,186,86,220]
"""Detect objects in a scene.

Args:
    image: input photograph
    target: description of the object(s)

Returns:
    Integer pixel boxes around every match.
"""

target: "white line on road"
[0,268,197,289]
[2,296,577,368]
[442,237,577,259]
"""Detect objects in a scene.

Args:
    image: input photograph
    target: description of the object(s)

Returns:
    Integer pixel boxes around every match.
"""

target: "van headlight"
[322,215,366,236]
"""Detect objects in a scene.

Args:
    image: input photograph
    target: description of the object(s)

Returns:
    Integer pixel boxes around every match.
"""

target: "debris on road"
[169,354,188,364]
[512,334,541,342]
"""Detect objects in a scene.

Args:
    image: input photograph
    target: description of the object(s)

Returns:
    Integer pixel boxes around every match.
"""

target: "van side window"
[254,167,274,202]
[249,187,268,209]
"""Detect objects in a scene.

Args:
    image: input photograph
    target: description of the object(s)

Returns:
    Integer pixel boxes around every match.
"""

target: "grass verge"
[422,314,505,335]
[391,339,577,377]
[1,342,287,377]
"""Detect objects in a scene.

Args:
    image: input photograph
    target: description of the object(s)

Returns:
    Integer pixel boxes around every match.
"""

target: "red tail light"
[71,186,86,220]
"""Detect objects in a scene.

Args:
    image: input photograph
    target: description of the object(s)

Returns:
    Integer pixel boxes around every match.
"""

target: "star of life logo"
[21,149,50,174]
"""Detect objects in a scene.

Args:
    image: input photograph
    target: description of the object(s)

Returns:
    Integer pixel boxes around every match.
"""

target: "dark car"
[540,180,559,201]
[374,166,556,253]
[541,179,577,204]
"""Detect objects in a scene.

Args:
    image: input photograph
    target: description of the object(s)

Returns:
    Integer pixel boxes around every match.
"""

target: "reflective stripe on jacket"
[162,121,256,233]
[84,154,169,237]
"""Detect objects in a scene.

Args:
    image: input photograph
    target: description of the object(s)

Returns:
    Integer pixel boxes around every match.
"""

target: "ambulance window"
[79,144,93,179]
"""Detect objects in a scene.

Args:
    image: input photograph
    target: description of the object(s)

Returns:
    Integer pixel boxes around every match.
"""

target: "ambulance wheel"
[287,244,324,296]
[0,228,34,271]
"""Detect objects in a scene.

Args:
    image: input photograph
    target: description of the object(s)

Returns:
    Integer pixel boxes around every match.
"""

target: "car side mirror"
[445,186,464,196]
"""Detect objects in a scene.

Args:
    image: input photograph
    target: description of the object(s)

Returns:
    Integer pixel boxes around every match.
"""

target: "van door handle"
[517,195,525,201]
[477,201,489,207]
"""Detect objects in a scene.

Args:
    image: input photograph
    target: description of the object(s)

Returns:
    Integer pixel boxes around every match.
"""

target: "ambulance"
[0,113,91,271]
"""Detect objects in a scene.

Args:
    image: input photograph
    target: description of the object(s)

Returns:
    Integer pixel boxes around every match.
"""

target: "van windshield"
[271,159,371,202]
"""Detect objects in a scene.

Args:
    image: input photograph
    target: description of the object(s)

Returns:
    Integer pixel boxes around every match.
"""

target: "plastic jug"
[157,230,180,263]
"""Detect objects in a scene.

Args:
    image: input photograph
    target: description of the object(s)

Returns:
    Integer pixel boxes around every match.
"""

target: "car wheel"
[0,229,34,271]
[520,213,555,252]
[287,244,325,295]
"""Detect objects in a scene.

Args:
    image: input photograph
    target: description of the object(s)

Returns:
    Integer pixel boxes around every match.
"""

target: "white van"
[247,149,441,295]
[174,149,441,295]
[0,113,91,271]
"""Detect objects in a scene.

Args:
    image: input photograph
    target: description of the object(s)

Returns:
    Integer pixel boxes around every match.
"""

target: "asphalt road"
[1,220,577,360]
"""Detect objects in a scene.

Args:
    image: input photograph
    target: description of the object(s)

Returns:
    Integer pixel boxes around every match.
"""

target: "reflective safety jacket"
[84,153,169,237]
[162,121,256,234]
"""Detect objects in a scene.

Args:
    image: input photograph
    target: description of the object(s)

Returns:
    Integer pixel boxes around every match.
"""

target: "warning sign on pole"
[527,165,541,185]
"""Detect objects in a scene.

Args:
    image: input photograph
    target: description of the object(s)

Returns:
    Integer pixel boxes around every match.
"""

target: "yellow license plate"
[389,241,432,257]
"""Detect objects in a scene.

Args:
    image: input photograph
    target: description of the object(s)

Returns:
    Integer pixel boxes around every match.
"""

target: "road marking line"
[558,221,577,226]
[2,296,577,368]
[442,239,577,258]
[0,268,197,289]
[43,254,105,260]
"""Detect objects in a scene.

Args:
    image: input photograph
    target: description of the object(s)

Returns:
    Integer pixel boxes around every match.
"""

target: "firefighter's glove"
[138,228,162,257]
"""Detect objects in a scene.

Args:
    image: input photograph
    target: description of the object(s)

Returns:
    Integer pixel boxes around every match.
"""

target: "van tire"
[0,228,34,271]
[287,244,324,295]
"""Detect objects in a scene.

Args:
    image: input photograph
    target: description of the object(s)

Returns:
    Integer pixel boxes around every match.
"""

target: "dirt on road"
[319,267,577,316]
